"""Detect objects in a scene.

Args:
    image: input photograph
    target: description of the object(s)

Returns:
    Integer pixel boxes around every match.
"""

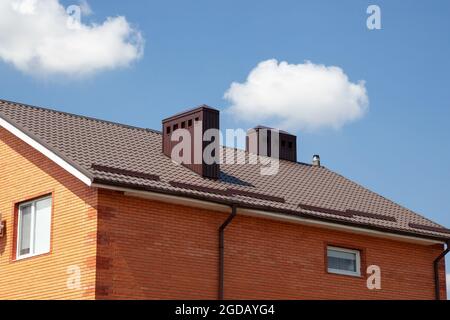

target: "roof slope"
[1,99,449,240]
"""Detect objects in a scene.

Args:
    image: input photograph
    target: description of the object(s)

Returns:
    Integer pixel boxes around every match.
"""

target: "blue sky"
[1,0,450,269]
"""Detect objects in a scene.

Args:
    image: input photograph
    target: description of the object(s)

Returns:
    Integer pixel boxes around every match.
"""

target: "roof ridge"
[0,99,162,135]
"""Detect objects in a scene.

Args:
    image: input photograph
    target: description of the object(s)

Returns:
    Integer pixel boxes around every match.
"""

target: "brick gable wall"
[0,128,98,300]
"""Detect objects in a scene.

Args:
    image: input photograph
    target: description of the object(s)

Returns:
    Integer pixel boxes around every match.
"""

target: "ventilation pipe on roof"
[312,154,321,167]
[434,241,450,300]
[219,205,237,300]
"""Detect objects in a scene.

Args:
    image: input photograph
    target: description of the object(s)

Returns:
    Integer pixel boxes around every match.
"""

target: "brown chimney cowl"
[162,105,220,180]
[246,125,298,163]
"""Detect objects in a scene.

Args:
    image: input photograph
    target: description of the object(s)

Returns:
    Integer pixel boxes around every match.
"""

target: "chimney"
[162,105,220,179]
[246,125,297,162]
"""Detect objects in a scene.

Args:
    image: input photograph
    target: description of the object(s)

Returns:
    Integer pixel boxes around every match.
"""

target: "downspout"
[219,205,237,300]
[434,241,450,300]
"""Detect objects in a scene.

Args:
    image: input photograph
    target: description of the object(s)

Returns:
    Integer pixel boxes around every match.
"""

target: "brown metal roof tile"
[0,99,448,241]
[408,223,450,235]
[227,188,286,203]
[346,209,397,222]
[92,164,160,181]
[298,204,354,218]
[169,181,229,196]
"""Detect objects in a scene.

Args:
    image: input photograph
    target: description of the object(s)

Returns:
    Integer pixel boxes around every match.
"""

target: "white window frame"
[327,246,361,277]
[16,196,52,260]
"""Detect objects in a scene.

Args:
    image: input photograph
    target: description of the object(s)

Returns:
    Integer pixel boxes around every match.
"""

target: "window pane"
[328,249,357,272]
[19,204,32,256]
[34,198,52,255]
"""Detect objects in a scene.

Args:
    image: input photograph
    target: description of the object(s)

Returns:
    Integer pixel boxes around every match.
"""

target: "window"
[16,196,52,259]
[327,246,361,277]
[166,126,171,134]
[181,121,186,129]
[188,119,193,127]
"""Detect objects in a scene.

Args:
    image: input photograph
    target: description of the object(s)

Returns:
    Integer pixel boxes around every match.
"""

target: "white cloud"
[0,0,144,77]
[224,59,369,131]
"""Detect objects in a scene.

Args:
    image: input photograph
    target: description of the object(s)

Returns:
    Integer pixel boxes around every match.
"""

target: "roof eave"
[0,114,93,186]
[91,178,450,244]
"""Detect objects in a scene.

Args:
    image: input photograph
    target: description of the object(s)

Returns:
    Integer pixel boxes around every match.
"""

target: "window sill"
[327,270,362,278]
[13,252,51,263]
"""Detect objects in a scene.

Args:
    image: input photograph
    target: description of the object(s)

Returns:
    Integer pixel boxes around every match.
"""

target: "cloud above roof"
[0,0,144,77]
[224,59,369,131]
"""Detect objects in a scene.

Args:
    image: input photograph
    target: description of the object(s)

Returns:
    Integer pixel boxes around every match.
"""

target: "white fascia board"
[93,183,444,246]
[0,117,92,186]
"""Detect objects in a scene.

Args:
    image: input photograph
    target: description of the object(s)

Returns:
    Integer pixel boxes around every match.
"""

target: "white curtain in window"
[19,204,32,256]
[34,197,52,255]
[328,249,357,272]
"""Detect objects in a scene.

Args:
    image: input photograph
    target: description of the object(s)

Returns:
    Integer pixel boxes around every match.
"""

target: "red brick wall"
[96,189,447,300]
[225,215,446,300]
[96,189,226,299]
[0,128,98,300]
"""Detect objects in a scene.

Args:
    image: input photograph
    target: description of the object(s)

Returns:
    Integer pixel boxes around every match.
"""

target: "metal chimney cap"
[312,154,321,167]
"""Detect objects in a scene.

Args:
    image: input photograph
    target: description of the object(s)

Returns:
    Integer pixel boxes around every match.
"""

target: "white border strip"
[93,183,444,245]
[0,117,92,186]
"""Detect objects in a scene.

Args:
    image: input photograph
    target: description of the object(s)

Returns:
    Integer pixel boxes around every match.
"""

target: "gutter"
[93,181,448,245]
[434,241,450,300]
[218,205,237,300]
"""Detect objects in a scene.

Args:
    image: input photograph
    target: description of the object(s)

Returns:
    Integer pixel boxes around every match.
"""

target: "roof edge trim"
[0,116,92,186]
[239,208,444,246]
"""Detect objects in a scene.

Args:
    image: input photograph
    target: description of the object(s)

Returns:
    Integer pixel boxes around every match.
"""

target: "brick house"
[0,99,448,300]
